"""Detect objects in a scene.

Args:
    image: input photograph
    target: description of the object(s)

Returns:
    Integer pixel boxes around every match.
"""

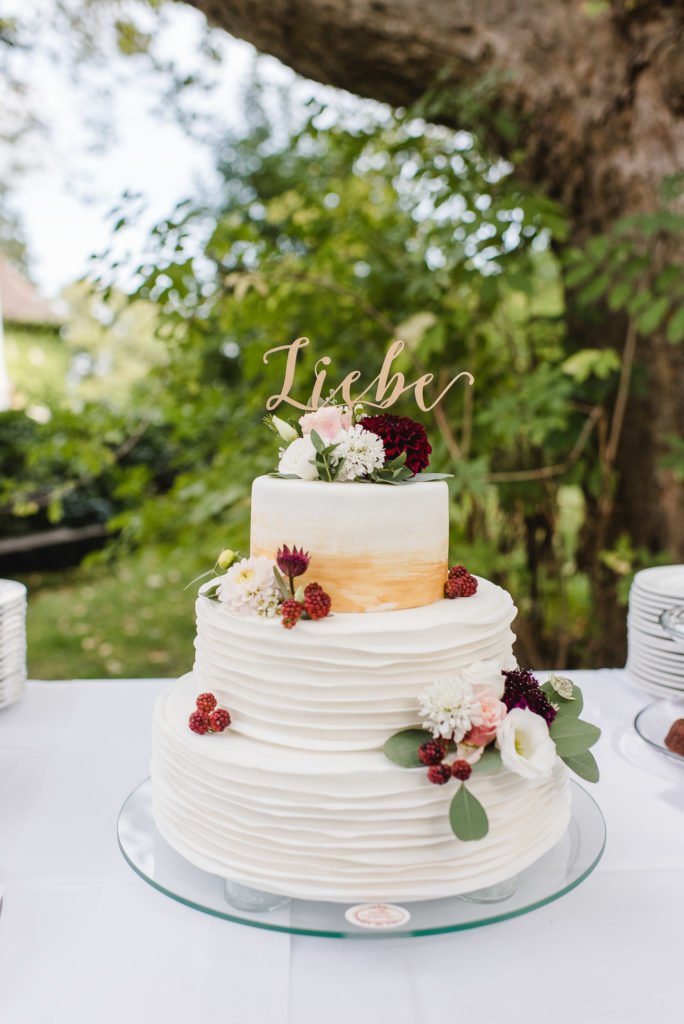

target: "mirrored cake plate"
[118,778,605,939]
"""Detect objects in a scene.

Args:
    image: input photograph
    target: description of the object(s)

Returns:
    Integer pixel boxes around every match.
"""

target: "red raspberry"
[445,573,478,599]
[281,599,303,629]
[188,710,210,734]
[427,764,452,785]
[418,739,446,766]
[448,565,469,579]
[303,584,331,620]
[451,760,473,781]
[208,708,231,732]
[196,692,217,714]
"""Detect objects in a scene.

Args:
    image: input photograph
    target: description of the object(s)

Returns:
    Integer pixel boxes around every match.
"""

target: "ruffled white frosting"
[151,675,571,903]
[194,577,517,751]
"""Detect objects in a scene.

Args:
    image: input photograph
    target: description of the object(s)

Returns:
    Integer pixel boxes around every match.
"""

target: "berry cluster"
[188,692,232,735]
[280,582,332,629]
[418,740,473,786]
[445,564,478,599]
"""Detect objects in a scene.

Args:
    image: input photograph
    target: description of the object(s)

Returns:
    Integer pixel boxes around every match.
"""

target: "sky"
[4,3,298,297]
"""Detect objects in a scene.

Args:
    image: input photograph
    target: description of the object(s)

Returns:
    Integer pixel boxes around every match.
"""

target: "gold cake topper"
[264,338,474,413]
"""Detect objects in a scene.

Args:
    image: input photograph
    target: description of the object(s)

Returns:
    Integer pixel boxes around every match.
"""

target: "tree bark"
[188,0,684,661]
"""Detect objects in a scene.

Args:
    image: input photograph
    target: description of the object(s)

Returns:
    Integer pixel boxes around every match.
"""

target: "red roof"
[0,256,61,326]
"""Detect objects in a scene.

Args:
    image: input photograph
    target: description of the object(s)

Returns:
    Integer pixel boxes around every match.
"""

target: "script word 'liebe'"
[264,338,474,413]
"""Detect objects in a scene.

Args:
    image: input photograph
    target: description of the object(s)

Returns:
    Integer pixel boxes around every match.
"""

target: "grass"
[17,546,214,679]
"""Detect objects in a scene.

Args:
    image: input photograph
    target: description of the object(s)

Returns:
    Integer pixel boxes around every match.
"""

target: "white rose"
[461,658,515,699]
[496,707,557,780]
[278,436,318,480]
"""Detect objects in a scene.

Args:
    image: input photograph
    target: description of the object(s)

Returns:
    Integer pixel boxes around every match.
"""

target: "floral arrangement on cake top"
[265,404,449,484]
[197,546,332,629]
[384,661,601,842]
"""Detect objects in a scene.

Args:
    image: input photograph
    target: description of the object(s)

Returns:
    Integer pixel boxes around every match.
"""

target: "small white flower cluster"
[419,677,483,742]
[331,423,385,481]
[275,406,385,482]
[217,555,281,618]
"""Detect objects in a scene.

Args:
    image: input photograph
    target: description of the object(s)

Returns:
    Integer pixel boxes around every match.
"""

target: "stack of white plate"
[626,565,684,699]
[0,580,27,709]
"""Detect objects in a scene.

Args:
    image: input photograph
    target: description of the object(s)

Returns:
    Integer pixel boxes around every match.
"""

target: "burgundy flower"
[276,545,310,581]
[502,669,557,726]
[360,414,432,475]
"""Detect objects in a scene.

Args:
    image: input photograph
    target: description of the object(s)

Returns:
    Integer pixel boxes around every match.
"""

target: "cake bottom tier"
[151,675,572,903]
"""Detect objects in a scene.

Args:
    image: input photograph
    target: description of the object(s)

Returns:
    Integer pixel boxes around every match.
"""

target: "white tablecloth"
[0,671,682,1024]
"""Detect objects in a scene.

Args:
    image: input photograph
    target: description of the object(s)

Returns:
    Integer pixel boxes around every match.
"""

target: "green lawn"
[18,547,214,679]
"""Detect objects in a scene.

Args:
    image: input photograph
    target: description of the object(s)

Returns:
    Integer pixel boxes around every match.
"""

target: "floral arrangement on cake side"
[384,652,601,841]
[265,404,450,484]
[195,545,332,629]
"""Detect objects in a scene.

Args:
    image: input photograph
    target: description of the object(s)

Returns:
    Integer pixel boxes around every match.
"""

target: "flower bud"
[272,415,299,444]
[217,548,237,570]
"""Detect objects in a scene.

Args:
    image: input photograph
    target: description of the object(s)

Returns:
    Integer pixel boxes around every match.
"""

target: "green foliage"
[383,729,427,768]
[16,542,215,679]
[449,784,489,841]
[549,716,601,757]
[10,85,684,672]
[541,678,584,716]
[469,746,502,775]
[560,750,600,783]
[564,186,684,342]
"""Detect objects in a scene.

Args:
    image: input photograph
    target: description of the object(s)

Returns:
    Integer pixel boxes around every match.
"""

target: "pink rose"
[464,689,507,747]
[299,406,352,442]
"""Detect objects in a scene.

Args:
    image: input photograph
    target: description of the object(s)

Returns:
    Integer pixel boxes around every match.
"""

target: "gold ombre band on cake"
[250,476,448,612]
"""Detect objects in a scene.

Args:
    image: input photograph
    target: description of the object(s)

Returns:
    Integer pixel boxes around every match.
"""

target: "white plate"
[626,667,684,695]
[628,632,684,655]
[627,652,684,679]
[625,671,684,699]
[627,658,684,681]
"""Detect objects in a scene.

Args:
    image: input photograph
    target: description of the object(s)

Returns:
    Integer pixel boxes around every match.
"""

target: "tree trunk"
[188,0,684,662]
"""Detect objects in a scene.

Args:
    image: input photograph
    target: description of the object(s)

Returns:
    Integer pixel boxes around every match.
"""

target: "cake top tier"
[250,475,449,613]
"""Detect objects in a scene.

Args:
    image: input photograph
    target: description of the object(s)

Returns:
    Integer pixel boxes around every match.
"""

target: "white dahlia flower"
[218,555,281,618]
[419,677,483,742]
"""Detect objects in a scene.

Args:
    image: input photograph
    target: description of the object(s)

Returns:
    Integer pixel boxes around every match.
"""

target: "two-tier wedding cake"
[150,342,600,903]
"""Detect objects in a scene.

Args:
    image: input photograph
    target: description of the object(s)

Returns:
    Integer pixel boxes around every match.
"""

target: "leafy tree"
[94,96,634,666]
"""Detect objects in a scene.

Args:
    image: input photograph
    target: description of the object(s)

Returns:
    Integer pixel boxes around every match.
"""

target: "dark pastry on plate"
[664,719,684,757]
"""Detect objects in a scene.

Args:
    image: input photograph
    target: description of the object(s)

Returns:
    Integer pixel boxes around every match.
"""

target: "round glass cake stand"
[117,779,605,939]
[634,698,684,765]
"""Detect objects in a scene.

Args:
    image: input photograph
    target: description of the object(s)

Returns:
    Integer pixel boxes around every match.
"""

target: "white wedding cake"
[151,473,601,901]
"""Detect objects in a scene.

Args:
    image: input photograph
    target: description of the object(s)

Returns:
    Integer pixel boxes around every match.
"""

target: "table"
[0,671,682,1024]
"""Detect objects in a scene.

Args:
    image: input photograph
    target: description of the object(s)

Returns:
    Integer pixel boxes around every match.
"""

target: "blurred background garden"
[2,0,684,678]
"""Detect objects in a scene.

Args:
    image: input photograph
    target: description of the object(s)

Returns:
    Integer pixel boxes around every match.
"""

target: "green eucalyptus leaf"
[310,429,325,454]
[411,472,454,481]
[549,716,601,755]
[449,784,489,841]
[383,728,426,768]
[561,749,600,783]
[470,747,502,775]
[541,680,583,717]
